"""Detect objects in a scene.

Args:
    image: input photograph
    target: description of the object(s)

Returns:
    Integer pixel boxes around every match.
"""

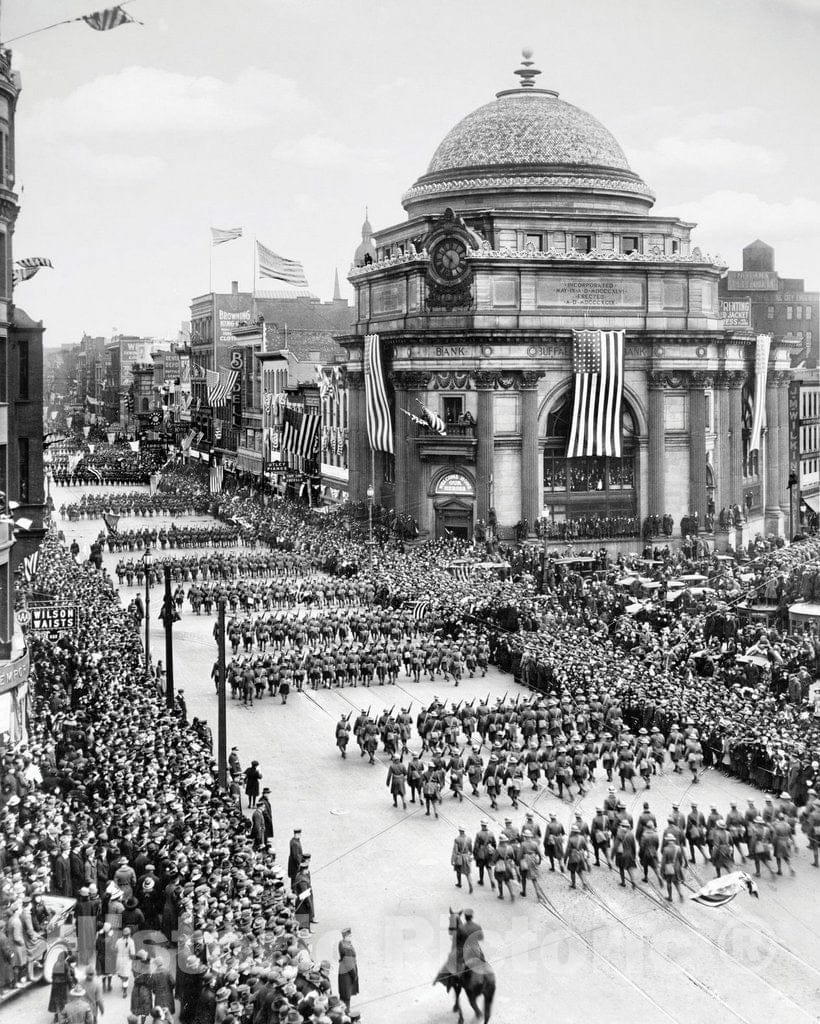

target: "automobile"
[0,895,77,1003]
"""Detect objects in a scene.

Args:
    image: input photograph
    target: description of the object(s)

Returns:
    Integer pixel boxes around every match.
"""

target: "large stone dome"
[427,92,631,176]
[403,55,654,216]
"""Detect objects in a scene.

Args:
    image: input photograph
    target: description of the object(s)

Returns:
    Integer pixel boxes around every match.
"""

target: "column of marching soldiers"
[335,699,820,903]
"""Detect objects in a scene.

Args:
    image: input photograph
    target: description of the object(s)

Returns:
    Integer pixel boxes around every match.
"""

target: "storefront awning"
[802,493,820,513]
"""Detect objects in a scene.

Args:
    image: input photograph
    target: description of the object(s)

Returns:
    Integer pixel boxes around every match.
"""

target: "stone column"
[726,372,744,509]
[391,374,408,515]
[647,372,666,520]
[519,371,543,530]
[777,372,792,522]
[346,370,367,503]
[398,371,429,521]
[713,372,731,514]
[474,371,496,523]
[765,380,783,535]
[688,372,710,529]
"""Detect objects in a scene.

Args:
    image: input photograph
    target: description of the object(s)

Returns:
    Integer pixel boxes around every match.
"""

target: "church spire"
[333,267,342,301]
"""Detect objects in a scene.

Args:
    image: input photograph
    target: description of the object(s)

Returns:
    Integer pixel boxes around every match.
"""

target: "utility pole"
[217,597,227,788]
[163,564,175,709]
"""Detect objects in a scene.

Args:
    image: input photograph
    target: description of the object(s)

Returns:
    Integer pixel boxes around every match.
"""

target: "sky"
[3,0,819,345]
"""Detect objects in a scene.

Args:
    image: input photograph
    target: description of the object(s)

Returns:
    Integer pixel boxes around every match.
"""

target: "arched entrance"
[542,393,638,522]
[433,471,474,539]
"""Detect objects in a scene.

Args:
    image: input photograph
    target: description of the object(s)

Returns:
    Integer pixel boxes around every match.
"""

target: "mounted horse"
[434,909,495,1023]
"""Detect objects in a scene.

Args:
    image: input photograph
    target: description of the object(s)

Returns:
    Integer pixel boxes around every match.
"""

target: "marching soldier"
[451,827,474,894]
[473,821,497,890]
[386,755,408,810]
[638,822,661,884]
[564,824,590,890]
[661,833,685,902]
[710,819,735,878]
[518,828,542,897]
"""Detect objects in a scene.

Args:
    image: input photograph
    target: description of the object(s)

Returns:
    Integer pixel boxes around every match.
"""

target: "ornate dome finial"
[514,48,540,88]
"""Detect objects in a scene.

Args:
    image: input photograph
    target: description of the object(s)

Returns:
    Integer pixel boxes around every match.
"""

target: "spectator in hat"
[337,928,358,1013]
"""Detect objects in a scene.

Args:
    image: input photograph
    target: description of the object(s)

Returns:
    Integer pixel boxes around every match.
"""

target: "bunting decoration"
[566,329,624,458]
[364,333,393,454]
[81,6,140,30]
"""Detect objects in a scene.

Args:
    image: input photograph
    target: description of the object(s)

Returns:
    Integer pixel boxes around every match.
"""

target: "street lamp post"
[143,546,152,668]
[366,483,374,567]
[163,564,175,709]
[217,597,227,788]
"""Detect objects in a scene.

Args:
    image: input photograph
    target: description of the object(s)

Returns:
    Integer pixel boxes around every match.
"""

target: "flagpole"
[252,235,257,322]
[368,446,375,567]
[209,231,213,294]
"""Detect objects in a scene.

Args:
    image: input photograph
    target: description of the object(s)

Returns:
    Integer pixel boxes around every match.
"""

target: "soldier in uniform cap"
[473,821,496,890]
[450,827,474,894]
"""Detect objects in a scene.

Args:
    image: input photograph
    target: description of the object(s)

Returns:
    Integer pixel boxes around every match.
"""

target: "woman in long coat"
[244,761,262,808]
[337,927,359,1011]
[48,949,71,1018]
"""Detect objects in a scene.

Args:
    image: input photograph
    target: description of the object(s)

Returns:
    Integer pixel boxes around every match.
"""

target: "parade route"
[12,485,820,1024]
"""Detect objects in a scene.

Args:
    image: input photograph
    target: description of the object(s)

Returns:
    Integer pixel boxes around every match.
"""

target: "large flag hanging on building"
[749,334,771,454]
[206,368,238,406]
[364,333,393,454]
[256,241,309,288]
[210,459,224,494]
[211,226,243,246]
[80,6,140,30]
[566,329,625,459]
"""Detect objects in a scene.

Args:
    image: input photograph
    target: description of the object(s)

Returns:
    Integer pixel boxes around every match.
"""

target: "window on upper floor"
[797,306,803,319]
[787,306,793,320]
[622,235,640,254]
[525,233,543,251]
[573,234,592,253]
[17,340,28,399]
[767,306,774,319]
[806,306,813,320]
[670,239,679,254]
[442,396,463,425]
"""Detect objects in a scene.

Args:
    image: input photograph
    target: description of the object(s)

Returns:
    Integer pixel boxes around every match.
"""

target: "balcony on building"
[416,420,477,462]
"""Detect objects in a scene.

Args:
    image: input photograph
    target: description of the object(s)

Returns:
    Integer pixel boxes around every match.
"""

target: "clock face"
[431,237,469,283]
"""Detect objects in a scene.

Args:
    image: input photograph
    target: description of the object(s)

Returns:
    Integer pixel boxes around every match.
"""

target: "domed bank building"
[342,54,796,548]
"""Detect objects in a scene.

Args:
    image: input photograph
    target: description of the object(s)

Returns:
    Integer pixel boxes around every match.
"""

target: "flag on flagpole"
[256,241,309,287]
[149,473,160,496]
[364,333,393,454]
[80,6,140,31]
[12,258,53,286]
[211,226,243,246]
[749,334,771,454]
[102,513,120,535]
[566,329,625,458]
[210,463,224,494]
[415,399,446,434]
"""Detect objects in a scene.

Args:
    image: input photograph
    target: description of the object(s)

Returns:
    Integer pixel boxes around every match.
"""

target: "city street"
[7,483,816,1024]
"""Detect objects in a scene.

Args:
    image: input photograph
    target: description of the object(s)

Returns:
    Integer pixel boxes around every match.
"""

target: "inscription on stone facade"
[537,275,644,308]
[435,345,467,357]
[526,344,565,358]
[371,281,404,315]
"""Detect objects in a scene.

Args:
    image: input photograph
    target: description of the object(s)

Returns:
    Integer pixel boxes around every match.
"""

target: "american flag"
[206,368,239,406]
[364,334,393,454]
[407,599,431,620]
[102,513,120,535]
[566,329,625,459]
[22,551,39,582]
[749,334,771,454]
[211,227,243,246]
[210,462,224,494]
[256,241,309,287]
[280,405,320,459]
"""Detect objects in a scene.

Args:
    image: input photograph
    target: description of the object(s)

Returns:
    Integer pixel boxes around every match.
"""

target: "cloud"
[26,66,313,137]
[277,133,393,172]
[628,136,782,181]
[63,145,166,181]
